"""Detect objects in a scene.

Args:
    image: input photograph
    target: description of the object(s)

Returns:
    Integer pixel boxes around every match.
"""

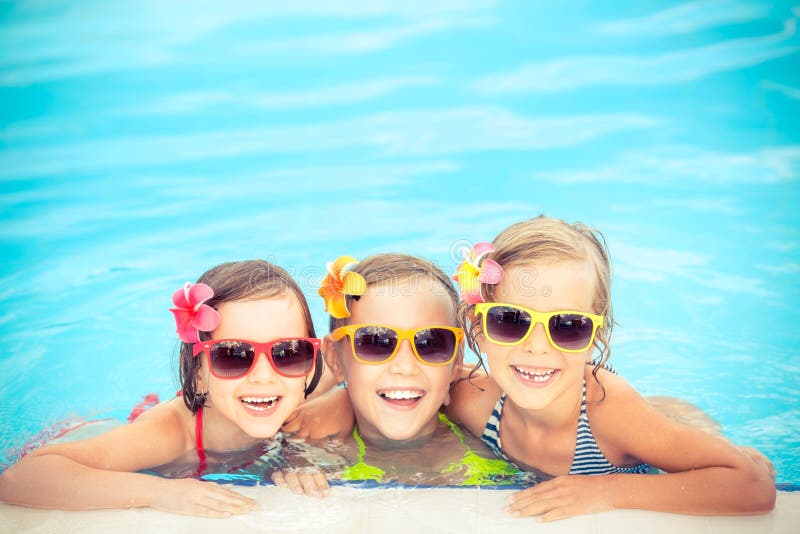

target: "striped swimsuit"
[481,380,650,475]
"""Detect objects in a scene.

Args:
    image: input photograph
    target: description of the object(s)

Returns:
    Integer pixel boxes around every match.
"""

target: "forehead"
[213,295,306,340]
[493,260,596,312]
[348,277,456,328]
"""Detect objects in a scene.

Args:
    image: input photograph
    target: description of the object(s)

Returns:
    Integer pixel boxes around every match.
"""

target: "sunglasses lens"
[353,326,398,362]
[271,339,316,376]
[209,341,255,378]
[485,306,532,343]
[414,328,457,364]
[548,314,595,350]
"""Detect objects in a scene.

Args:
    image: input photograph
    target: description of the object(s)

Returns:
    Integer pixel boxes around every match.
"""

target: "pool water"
[1,1,798,485]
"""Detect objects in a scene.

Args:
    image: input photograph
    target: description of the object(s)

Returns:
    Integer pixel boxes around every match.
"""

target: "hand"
[507,475,612,522]
[281,387,354,441]
[272,469,330,498]
[738,446,776,480]
[150,478,258,518]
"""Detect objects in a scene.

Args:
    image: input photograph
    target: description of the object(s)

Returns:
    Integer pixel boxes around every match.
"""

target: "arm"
[0,401,256,516]
[281,386,355,442]
[509,375,775,520]
[443,374,501,437]
[599,387,775,514]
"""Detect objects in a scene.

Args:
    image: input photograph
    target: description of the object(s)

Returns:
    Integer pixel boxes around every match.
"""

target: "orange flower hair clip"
[318,256,367,319]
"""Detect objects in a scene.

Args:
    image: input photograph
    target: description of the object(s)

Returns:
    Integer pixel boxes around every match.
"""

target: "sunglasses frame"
[474,303,604,353]
[192,337,321,379]
[331,324,463,366]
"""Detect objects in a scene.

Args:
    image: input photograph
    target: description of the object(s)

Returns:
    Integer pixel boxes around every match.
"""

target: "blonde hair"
[328,253,459,332]
[460,215,614,397]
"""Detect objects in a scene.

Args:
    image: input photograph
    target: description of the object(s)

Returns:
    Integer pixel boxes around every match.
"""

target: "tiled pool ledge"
[2,487,797,533]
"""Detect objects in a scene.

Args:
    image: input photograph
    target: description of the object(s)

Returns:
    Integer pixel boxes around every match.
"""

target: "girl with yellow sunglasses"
[445,215,775,521]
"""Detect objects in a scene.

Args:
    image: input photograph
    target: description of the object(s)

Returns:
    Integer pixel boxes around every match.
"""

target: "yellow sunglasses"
[474,302,604,353]
[331,324,463,366]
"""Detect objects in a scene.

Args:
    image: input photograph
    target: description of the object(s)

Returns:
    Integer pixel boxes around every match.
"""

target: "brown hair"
[460,215,614,399]
[178,259,321,413]
[328,253,460,332]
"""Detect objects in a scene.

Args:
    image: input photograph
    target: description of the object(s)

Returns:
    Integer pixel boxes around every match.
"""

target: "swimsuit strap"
[195,406,207,476]
[570,378,651,475]
[439,412,466,443]
[440,412,522,485]
[580,378,588,416]
[340,426,385,482]
[480,393,508,462]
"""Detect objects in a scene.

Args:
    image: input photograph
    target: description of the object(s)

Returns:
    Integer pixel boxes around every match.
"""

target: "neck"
[199,407,263,451]
[506,384,582,432]
[354,416,438,451]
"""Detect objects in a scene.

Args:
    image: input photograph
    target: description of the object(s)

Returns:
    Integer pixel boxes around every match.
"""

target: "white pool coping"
[2,486,797,533]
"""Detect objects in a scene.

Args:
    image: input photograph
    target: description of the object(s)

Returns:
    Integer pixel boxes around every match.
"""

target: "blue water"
[1,1,798,484]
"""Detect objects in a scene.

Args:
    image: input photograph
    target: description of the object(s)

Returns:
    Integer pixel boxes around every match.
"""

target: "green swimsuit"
[341,413,523,485]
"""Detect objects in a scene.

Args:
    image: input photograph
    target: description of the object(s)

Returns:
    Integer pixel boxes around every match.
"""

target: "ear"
[322,334,347,384]
[449,344,465,385]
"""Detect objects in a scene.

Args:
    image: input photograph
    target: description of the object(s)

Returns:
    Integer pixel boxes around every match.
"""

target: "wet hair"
[328,253,460,333]
[178,259,323,413]
[459,215,614,401]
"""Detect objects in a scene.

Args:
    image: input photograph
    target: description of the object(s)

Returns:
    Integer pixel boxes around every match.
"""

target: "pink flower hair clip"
[452,242,504,304]
[169,282,221,343]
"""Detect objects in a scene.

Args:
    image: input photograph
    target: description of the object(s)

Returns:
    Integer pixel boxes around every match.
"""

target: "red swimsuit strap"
[195,406,207,476]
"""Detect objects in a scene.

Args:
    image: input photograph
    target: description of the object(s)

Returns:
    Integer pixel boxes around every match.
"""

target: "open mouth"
[376,388,425,408]
[240,396,280,413]
[511,365,559,386]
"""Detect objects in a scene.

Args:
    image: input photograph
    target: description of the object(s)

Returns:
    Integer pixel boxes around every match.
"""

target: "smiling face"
[326,278,460,445]
[478,260,598,412]
[197,295,311,446]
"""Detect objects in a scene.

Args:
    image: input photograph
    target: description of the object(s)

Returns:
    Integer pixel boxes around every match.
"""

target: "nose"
[247,352,277,383]
[521,322,552,355]
[388,338,420,375]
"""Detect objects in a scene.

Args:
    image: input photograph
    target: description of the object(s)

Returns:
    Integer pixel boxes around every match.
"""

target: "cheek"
[484,344,511,369]
[426,368,454,395]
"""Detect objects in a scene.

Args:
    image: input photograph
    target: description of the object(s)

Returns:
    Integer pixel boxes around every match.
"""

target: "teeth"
[513,366,556,382]
[241,396,278,403]
[379,390,423,400]
[241,396,279,410]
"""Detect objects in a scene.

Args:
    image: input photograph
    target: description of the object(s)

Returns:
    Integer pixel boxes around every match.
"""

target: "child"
[278,254,525,488]
[0,260,327,516]
[446,216,776,520]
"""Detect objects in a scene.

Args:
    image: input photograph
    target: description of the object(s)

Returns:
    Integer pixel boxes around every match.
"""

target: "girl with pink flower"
[446,215,775,520]
[0,260,329,516]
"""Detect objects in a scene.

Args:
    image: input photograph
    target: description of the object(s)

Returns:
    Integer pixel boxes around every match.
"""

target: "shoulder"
[583,367,654,448]
[445,375,502,438]
[134,397,196,447]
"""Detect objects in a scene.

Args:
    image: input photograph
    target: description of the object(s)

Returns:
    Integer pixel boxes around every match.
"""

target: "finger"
[507,495,563,518]
[508,486,564,512]
[297,471,330,498]
[271,471,287,487]
[312,470,330,496]
[508,482,556,505]
[280,471,304,495]
[540,505,579,523]
[209,486,258,507]
[202,490,258,513]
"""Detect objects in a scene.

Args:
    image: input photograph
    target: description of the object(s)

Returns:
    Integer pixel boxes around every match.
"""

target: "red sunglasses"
[192,338,320,379]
